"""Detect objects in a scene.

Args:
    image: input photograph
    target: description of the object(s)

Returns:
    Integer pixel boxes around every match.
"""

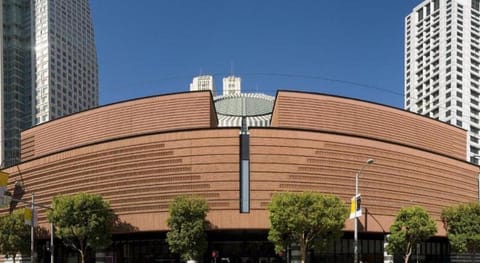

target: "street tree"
[166,195,208,263]
[441,202,480,262]
[386,205,437,263]
[268,192,348,263]
[0,210,30,263]
[47,193,115,263]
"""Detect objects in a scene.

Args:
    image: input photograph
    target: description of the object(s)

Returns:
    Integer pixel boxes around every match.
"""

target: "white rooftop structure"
[223,76,241,96]
[190,75,215,95]
[214,93,274,127]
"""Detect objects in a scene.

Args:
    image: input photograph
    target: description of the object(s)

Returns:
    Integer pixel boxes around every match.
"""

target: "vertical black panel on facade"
[240,133,250,213]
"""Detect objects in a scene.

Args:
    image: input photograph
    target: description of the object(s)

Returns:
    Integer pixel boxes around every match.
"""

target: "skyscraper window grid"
[33,0,98,124]
[405,0,480,162]
[2,0,33,167]
[1,0,98,167]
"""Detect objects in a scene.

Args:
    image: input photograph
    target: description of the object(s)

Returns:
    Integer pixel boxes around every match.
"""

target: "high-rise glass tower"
[1,0,98,166]
[1,0,33,167]
[405,0,480,162]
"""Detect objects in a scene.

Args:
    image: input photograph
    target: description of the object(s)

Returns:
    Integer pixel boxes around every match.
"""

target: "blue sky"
[91,1,421,108]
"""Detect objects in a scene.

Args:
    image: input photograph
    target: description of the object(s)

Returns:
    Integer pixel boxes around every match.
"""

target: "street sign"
[0,195,11,208]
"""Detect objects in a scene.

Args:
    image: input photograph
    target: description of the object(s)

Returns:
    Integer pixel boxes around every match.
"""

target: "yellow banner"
[24,208,32,225]
[0,171,8,187]
[349,194,362,219]
[349,196,356,219]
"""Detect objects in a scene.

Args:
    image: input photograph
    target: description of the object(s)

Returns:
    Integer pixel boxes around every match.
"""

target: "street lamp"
[354,158,375,263]
[0,175,54,263]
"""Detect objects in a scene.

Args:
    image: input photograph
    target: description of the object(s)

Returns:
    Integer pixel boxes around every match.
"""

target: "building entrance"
[33,230,451,263]
[208,231,283,263]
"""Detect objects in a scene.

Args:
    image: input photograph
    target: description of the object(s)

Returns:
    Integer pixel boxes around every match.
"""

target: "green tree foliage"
[47,193,115,263]
[441,202,480,262]
[0,210,30,263]
[267,192,348,263]
[166,195,208,261]
[386,206,437,263]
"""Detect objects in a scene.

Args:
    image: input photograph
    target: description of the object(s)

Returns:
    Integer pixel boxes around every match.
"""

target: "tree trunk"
[300,240,307,263]
[79,239,86,263]
[12,255,16,263]
[404,245,412,263]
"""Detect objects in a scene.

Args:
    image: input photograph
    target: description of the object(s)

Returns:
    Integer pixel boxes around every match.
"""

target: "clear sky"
[90,0,421,108]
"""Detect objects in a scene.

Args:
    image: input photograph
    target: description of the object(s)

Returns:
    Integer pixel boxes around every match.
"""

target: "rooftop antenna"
[230,61,235,76]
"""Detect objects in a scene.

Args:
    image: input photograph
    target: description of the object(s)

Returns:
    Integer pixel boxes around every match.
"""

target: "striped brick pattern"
[0,91,475,237]
[271,91,466,160]
[21,91,217,161]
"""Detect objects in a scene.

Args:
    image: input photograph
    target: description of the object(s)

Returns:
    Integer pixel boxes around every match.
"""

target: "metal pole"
[50,222,54,263]
[354,172,359,263]
[478,173,480,203]
[353,159,374,263]
[5,195,52,263]
[31,193,34,263]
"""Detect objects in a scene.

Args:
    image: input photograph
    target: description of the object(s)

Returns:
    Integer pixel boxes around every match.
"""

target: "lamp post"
[20,192,54,263]
[29,193,54,263]
[354,158,375,263]
[31,193,34,263]
[1,179,54,263]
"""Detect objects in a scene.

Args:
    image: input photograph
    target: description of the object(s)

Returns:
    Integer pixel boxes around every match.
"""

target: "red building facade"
[1,90,477,262]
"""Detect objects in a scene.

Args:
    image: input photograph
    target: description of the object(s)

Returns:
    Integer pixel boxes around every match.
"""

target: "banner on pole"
[33,208,38,226]
[349,194,362,219]
[0,172,8,187]
[0,172,8,198]
[24,208,32,225]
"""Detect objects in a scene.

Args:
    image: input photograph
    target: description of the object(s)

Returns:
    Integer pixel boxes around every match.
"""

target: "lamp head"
[14,180,24,189]
[366,159,375,165]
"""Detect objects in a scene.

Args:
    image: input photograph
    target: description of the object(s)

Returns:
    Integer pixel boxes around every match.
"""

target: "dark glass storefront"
[35,230,451,263]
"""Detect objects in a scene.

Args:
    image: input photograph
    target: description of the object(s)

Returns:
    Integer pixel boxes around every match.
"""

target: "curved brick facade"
[2,91,478,238]
[272,91,467,160]
[21,91,217,160]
